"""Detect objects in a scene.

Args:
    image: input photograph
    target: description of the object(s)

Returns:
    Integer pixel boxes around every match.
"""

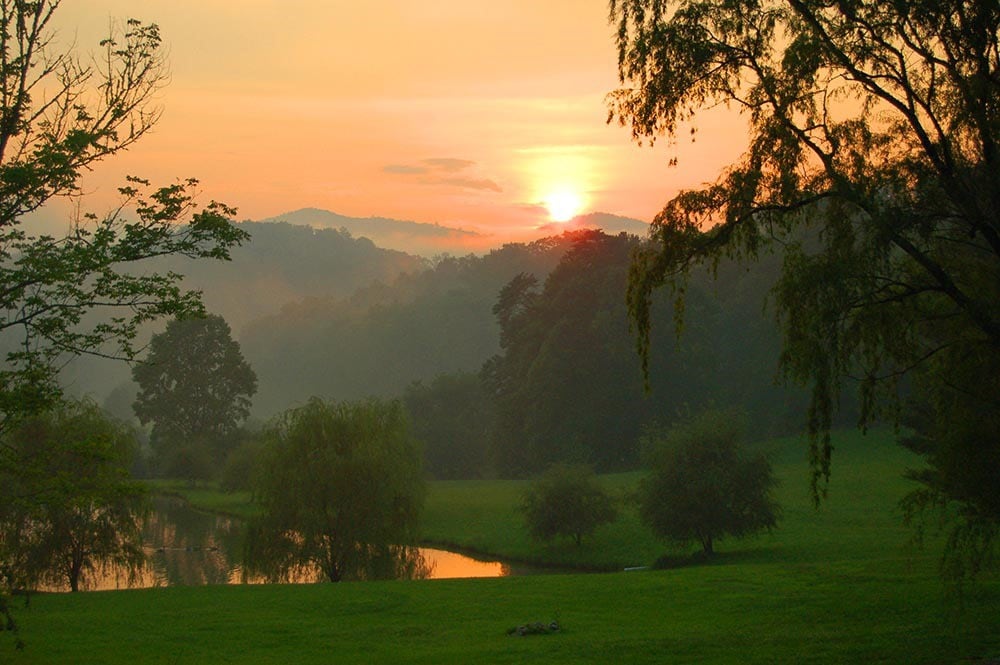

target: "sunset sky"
[49,1,748,247]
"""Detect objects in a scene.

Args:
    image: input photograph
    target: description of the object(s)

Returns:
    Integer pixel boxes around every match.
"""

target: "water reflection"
[145,496,245,586]
[50,495,518,591]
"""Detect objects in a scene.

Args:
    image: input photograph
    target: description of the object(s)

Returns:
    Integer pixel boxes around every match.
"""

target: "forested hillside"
[155,221,428,334]
[411,230,812,478]
[77,223,816,473]
[241,233,584,416]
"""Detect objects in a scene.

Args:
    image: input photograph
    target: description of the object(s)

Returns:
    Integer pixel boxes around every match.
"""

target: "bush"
[521,464,617,546]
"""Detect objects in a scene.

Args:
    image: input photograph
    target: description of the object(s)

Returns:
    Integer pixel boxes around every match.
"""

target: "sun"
[544,188,584,222]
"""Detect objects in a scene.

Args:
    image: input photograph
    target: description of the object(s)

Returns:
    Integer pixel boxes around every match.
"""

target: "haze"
[49,0,746,247]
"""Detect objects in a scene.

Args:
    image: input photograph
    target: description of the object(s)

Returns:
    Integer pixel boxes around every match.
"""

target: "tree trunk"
[701,535,714,556]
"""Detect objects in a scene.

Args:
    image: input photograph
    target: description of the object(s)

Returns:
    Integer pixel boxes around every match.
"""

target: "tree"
[0,5,248,433]
[611,0,1000,567]
[482,230,720,475]
[637,411,779,555]
[0,1,246,639]
[132,314,257,476]
[0,399,147,592]
[521,464,617,546]
[403,371,493,479]
[244,398,427,583]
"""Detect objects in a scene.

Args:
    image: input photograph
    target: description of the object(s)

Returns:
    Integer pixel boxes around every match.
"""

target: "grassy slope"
[9,429,1000,664]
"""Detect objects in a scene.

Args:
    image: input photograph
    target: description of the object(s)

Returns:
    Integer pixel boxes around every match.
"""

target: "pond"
[67,496,540,592]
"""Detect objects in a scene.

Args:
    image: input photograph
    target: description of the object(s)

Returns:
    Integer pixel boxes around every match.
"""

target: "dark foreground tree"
[245,398,427,582]
[611,0,1000,572]
[0,400,146,592]
[0,1,246,642]
[132,314,257,477]
[638,411,779,555]
[521,464,617,547]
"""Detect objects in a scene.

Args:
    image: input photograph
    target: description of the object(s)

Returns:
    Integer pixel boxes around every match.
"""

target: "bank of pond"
[49,495,554,592]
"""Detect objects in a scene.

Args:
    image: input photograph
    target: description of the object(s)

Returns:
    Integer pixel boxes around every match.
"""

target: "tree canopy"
[244,398,426,583]
[521,464,617,547]
[132,314,257,477]
[0,1,246,640]
[0,400,146,592]
[0,3,248,434]
[637,410,779,555]
[611,0,1000,565]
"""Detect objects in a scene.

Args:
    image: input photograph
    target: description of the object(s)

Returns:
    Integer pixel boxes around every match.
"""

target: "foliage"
[0,5,248,435]
[132,314,257,477]
[613,0,1000,485]
[240,232,577,416]
[0,0,245,640]
[483,231,659,474]
[637,411,779,555]
[521,464,617,546]
[611,0,1000,575]
[245,398,427,582]
[403,371,494,479]
[482,229,803,476]
[0,399,147,592]
[900,349,1000,583]
[219,437,263,493]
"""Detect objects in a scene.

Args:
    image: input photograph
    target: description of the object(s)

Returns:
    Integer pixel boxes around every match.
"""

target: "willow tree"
[245,399,427,583]
[611,0,1000,573]
[0,400,147,593]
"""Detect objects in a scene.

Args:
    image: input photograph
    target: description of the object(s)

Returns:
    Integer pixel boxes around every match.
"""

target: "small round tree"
[521,464,617,546]
[638,411,779,556]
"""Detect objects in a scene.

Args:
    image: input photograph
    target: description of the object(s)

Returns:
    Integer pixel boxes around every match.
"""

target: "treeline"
[89,225,826,483]
[405,230,816,479]
[240,233,582,416]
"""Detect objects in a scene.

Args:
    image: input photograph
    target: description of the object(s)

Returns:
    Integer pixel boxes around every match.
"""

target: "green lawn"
[7,428,999,663]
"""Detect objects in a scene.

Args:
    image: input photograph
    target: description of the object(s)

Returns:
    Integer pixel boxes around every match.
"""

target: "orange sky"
[48,1,748,246]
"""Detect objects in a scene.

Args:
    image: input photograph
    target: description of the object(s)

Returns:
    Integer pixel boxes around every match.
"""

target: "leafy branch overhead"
[611,0,999,577]
[612,0,1000,484]
[0,2,249,433]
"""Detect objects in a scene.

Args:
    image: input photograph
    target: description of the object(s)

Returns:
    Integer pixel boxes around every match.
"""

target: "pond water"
[67,496,535,592]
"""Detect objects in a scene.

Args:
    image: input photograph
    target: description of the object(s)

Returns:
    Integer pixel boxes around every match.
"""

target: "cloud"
[421,157,475,172]
[383,164,429,175]
[384,157,501,193]
[438,176,502,192]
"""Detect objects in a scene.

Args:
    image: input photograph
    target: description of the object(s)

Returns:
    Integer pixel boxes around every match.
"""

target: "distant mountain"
[264,208,651,256]
[537,212,651,237]
[261,208,484,257]
[153,220,427,335]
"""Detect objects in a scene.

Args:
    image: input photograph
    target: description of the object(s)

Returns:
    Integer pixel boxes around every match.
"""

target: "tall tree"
[0,400,146,592]
[482,230,716,475]
[244,398,426,583]
[132,314,257,477]
[611,0,1000,569]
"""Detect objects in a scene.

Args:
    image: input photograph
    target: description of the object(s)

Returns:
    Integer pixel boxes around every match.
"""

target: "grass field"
[6,429,1000,663]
